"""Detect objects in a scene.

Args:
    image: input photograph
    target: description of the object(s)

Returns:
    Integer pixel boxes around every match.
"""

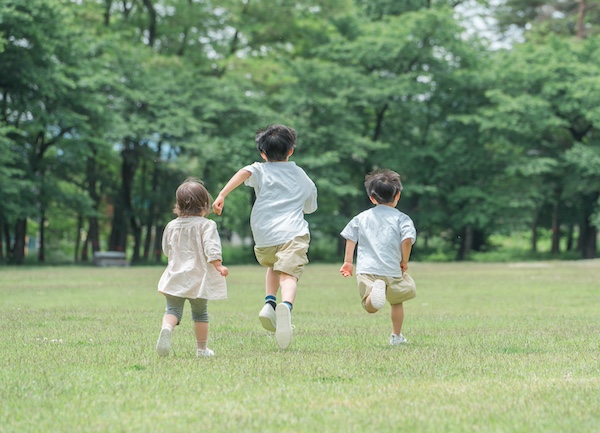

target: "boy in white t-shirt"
[340,169,417,346]
[213,124,318,349]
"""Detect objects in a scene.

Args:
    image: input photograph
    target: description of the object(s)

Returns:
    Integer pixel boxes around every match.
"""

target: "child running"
[156,178,228,357]
[340,169,417,345]
[212,124,317,349]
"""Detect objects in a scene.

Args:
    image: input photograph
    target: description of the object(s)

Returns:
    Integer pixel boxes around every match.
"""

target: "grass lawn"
[1,261,599,433]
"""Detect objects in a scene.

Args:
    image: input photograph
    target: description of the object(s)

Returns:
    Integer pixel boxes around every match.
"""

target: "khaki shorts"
[357,273,416,310]
[254,234,310,280]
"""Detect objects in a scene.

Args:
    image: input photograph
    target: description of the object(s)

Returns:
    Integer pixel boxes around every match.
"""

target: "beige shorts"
[254,234,310,280]
[357,273,416,310]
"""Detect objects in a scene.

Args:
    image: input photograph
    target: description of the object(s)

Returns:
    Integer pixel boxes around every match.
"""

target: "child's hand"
[340,262,353,277]
[400,261,408,274]
[212,195,225,215]
[217,265,229,277]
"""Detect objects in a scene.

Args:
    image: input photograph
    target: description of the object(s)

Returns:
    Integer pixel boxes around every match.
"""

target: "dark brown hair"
[255,124,297,161]
[173,177,212,217]
[364,169,403,204]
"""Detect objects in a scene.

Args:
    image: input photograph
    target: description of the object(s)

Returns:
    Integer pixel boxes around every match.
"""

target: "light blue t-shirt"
[244,161,318,248]
[340,205,416,277]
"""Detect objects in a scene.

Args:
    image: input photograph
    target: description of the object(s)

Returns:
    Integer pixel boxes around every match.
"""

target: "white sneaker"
[275,303,293,349]
[156,328,172,357]
[370,279,387,310]
[196,348,215,357]
[259,303,277,332]
[390,334,408,346]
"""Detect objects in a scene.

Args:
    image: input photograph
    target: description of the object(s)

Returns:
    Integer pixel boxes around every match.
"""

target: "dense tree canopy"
[0,0,598,264]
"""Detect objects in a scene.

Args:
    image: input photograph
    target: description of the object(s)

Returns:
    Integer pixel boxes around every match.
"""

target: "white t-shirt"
[158,216,227,300]
[340,205,416,277]
[244,161,318,247]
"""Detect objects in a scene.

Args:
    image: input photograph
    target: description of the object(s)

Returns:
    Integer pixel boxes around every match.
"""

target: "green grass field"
[1,262,599,433]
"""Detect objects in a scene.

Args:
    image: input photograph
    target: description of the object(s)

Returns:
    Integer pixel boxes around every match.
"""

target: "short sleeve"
[400,216,417,244]
[303,183,318,214]
[340,217,359,242]
[243,162,260,188]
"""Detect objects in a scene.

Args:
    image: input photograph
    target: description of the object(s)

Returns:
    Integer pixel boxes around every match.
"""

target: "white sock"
[162,323,174,332]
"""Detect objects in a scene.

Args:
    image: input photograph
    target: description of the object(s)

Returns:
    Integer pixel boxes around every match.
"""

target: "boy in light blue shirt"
[213,124,318,349]
[340,169,416,346]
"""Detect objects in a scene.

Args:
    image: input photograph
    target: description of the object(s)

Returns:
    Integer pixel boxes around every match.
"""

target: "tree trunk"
[89,216,100,254]
[81,231,89,262]
[531,214,538,253]
[551,189,561,254]
[566,223,575,251]
[3,221,10,260]
[578,192,599,259]
[109,142,139,252]
[38,208,46,262]
[75,214,83,263]
[13,218,26,264]
[576,0,586,40]
[456,226,473,261]
[143,222,153,261]
[130,214,142,263]
[142,0,157,47]
[154,223,164,263]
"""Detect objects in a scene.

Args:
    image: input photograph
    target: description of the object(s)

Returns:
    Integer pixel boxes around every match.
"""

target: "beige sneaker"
[259,303,277,332]
[370,279,387,309]
[275,303,293,349]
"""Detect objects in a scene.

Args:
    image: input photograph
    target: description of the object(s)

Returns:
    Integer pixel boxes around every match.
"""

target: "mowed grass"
[0,261,599,433]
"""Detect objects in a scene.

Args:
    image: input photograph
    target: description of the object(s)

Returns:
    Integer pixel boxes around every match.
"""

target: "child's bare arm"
[340,239,356,277]
[213,169,252,215]
[400,238,413,274]
[211,260,229,277]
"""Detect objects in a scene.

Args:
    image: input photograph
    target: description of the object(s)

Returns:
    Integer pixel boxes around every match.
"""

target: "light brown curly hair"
[173,177,212,217]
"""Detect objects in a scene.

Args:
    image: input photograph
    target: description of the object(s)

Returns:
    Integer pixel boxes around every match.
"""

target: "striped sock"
[283,301,293,311]
[265,295,276,310]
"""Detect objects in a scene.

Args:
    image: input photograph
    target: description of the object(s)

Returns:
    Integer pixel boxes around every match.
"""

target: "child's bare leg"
[279,273,297,305]
[391,303,404,335]
[364,297,379,314]
[194,321,209,350]
[162,313,178,330]
[265,267,280,296]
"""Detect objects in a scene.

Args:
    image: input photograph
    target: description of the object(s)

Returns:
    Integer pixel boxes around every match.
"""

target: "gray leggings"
[163,294,209,323]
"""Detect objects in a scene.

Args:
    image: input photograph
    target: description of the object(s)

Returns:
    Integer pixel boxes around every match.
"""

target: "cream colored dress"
[158,216,227,300]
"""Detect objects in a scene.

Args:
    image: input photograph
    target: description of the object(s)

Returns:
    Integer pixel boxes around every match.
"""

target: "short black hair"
[255,124,297,161]
[364,169,403,204]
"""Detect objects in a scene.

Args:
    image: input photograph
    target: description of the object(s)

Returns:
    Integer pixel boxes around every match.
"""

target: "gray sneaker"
[259,303,277,332]
[370,279,387,310]
[275,303,293,349]
[390,333,408,346]
[156,328,172,357]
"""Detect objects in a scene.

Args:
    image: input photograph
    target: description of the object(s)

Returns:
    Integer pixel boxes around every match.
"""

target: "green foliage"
[1,0,599,264]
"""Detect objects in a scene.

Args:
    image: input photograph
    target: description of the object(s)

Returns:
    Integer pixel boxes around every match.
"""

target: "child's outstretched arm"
[400,238,413,274]
[340,239,356,277]
[213,169,251,215]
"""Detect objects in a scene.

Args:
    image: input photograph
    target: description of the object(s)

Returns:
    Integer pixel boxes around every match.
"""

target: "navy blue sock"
[283,301,293,311]
[265,295,276,310]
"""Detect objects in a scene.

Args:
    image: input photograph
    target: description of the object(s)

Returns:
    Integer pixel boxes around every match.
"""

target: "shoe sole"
[275,304,293,349]
[370,279,387,309]
[259,305,277,332]
[156,328,172,357]
[259,315,276,332]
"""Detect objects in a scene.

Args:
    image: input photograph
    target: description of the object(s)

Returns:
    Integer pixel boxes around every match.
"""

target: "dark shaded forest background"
[1,0,599,265]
